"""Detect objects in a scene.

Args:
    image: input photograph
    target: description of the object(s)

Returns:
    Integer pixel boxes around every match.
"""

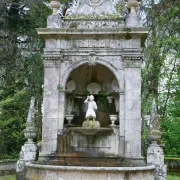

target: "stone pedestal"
[147,130,167,180]
[16,122,37,180]
[147,143,167,180]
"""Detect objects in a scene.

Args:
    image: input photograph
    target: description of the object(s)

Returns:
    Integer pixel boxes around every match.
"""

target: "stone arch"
[60,59,124,92]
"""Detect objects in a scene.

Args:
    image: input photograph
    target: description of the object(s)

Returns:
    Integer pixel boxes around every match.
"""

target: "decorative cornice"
[36,28,150,38]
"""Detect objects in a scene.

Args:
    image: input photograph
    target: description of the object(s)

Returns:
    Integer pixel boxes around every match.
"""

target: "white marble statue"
[84,95,97,120]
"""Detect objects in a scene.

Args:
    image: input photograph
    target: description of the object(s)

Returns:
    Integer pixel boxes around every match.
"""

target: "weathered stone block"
[107,172,125,180]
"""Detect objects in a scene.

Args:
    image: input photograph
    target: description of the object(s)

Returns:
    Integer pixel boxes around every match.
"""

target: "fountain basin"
[25,164,155,180]
[67,127,113,136]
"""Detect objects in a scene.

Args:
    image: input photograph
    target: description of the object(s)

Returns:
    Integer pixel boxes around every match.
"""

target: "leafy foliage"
[141,0,180,156]
[0,0,50,159]
[161,68,180,156]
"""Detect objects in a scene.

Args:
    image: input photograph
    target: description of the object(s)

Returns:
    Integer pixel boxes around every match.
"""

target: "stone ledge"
[27,164,155,171]
[36,27,149,38]
[0,160,17,176]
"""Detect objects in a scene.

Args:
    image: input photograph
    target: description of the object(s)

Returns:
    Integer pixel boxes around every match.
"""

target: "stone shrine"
[16,0,166,179]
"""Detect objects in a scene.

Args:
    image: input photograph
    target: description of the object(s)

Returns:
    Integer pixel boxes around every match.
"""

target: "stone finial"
[147,97,167,180]
[27,97,35,123]
[147,129,167,180]
[150,98,160,130]
[50,0,61,14]
[126,0,140,27]
[16,97,37,179]
[47,0,62,28]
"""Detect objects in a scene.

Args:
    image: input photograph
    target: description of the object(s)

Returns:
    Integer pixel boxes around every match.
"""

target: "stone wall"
[0,160,16,176]
[165,159,180,175]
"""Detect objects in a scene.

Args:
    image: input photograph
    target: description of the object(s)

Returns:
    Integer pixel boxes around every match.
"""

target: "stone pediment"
[67,0,125,16]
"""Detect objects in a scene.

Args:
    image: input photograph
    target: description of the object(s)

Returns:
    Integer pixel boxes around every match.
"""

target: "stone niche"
[65,64,119,127]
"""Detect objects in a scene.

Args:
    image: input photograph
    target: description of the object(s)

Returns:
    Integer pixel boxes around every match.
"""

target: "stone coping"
[67,127,115,130]
[36,27,149,37]
[0,160,17,163]
[64,18,124,21]
[27,164,155,172]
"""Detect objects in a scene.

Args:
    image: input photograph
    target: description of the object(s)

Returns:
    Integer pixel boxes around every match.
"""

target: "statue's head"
[89,95,94,100]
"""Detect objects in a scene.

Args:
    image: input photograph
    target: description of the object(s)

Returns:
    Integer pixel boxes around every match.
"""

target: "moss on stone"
[69,22,78,28]
[115,2,125,13]
[66,14,122,20]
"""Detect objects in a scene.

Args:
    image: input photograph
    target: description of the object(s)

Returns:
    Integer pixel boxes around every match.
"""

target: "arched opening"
[64,63,120,127]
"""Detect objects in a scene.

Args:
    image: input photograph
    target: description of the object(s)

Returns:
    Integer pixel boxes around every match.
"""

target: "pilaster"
[122,54,143,159]
[40,56,61,156]
[119,92,125,156]
[57,89,66,135]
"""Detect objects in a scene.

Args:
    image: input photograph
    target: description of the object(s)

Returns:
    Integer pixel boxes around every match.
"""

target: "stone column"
[119,92,125,156]
[40,58,61,157]
[122,55,144,165]
[58,90,66,135]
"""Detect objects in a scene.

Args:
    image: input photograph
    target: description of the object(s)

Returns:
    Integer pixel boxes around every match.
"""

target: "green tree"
[161,67,180,156]
[0,0,50,159]
[141,0,180,156]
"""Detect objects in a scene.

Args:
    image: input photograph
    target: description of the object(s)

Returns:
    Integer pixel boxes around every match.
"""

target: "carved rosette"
[122,54,143,68]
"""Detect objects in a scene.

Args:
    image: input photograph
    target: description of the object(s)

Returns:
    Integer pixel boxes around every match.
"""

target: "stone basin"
[25,164,155,180]
[66,127,113,136]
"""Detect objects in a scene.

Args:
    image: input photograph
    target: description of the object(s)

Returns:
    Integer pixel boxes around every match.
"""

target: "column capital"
[122,54,143,68]
[42,55,62,68]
